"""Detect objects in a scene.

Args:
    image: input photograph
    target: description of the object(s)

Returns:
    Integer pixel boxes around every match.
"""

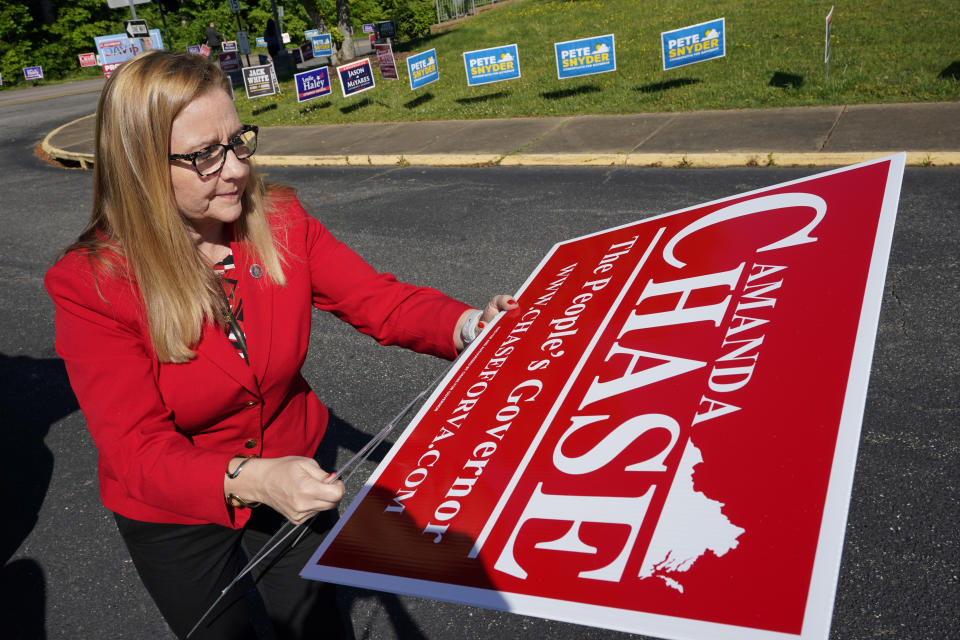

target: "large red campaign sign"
[303,156,904,639]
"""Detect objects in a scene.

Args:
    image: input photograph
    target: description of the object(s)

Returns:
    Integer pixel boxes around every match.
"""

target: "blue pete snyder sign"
[311,33,332,57]
[407,48,439,90]
[661,18,726,70]
[463,44,521,86]
[554,34,616,80]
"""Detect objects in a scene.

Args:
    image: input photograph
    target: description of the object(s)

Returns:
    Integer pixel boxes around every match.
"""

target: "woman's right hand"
[224,456,344,525]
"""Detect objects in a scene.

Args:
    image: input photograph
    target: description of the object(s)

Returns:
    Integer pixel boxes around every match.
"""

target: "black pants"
[114,507,349,640]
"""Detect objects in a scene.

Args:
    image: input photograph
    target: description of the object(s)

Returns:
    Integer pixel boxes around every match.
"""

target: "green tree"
[0,1,41,85]
[381,0,432,39]
[44,0,117,76]
[0,0,435,88]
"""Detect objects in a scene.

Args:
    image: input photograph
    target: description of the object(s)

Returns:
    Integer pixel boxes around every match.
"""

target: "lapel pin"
[250,264,263,279]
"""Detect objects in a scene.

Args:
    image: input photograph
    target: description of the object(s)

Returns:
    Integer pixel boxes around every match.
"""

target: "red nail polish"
[478,321,485,329]
[507,299,516,305]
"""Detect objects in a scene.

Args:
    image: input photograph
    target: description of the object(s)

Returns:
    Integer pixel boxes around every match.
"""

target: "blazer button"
[245,400,259,407]
[244,439,258,449]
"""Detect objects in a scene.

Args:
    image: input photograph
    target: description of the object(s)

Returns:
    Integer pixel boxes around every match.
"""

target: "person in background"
[205,21,222,53]
[264,18,280,60]
[45,49,517,639]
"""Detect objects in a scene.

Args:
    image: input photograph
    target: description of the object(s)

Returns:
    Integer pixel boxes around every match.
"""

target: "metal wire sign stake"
[186,356,462,638]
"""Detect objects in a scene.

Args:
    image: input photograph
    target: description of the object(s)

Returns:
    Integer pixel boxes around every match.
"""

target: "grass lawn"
[234,0,959,126]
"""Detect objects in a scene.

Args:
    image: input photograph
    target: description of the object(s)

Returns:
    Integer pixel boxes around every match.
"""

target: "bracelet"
[227,493,261,509]
[225,455,261,508]
[226,454,258,479]
[460,309,483,347]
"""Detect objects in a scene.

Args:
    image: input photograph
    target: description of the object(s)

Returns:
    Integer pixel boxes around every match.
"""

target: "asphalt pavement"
[2,70,958,640]
[13,76,958,169]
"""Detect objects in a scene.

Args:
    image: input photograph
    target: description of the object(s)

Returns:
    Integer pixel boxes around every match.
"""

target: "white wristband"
[460,309,483,347]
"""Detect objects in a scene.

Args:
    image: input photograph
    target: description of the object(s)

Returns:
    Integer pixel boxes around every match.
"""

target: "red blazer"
[45,195,469,528]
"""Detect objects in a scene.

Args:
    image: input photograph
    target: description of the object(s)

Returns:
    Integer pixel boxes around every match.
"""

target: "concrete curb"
[43,115,959,169]
[503,151,960,167]
[253,151,960,168]
[42,113,97,169]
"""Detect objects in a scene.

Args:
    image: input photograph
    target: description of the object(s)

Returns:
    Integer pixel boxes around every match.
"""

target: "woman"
[45,50,516,639]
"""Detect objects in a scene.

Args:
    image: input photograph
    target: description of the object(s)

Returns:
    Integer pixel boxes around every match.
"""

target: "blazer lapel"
[194,318,260,396]
[232,241,274,386]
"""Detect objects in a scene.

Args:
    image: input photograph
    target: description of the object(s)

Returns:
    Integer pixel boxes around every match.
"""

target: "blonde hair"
[67,50,286,363]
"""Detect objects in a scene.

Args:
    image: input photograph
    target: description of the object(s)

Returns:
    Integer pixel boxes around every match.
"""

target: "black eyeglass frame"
[168,124,259,176]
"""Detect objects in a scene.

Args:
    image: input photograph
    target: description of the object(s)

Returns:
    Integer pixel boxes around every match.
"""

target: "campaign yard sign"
[95,33,141,66]
[295,67,331,102]
[78,52,97,67]
[242,64,277,98]
[299,43,314,62]
[662,17,725,71]
[311,34,333,57]
[555,34,616,80]
[218,51,240,72]
[374,42,399,80]
[303,155,906,640]
[407,49,439,91]
[222,40,238,53]
[464,44,520,86]
[23,66,43,80]
[336,58,376,97]
[187,45,202,55]
[256,36,267,48]
[102,62,123,79]
[94,30,164,72]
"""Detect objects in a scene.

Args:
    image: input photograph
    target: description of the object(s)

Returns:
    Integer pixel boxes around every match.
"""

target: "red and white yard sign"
[303,156,905,640]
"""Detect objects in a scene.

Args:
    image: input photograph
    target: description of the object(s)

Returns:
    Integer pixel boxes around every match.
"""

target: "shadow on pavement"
[316,410,396,475]
[1,559,46,640]
[0,352,79,640]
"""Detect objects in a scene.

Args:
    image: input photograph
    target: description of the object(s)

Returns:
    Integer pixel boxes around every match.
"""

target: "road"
[1,92,957,640]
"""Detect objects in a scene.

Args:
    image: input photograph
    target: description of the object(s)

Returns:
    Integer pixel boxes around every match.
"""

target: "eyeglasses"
[168,125,258,176]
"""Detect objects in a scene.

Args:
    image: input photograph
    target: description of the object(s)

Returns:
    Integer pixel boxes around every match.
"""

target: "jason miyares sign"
[304,156,905,640]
